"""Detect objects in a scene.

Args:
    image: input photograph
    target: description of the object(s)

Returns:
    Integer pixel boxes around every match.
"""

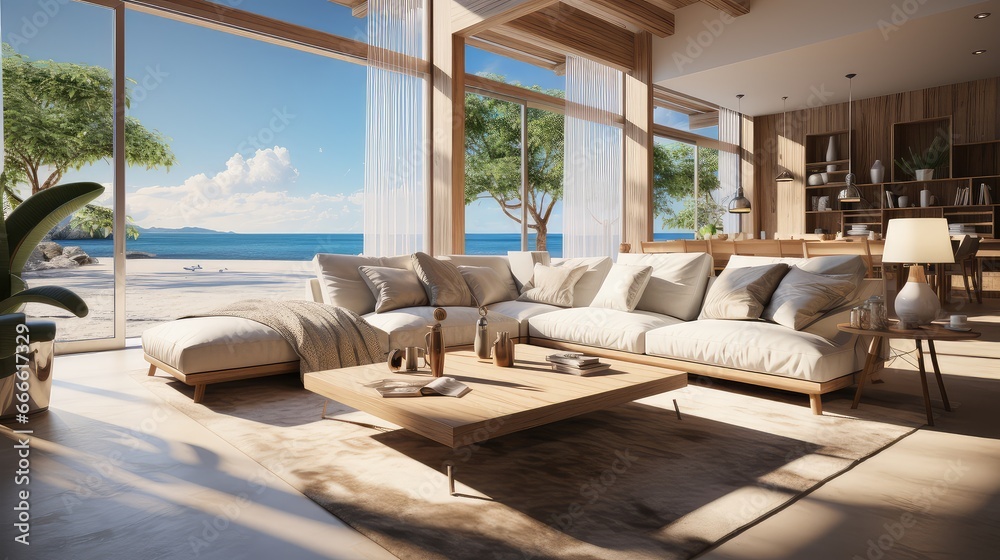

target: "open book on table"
[366,377,471,398]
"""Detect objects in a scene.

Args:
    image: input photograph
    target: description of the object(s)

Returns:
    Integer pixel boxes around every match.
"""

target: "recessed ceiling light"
[973,49,987,55]
[973,12,990,19]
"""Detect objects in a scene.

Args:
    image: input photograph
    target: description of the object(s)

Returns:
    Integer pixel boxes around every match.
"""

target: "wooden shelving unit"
[803,114,1000,238]
[891,116,952,181]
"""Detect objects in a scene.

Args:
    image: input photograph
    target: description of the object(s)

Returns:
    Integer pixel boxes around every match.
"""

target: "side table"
[838,322,980,426]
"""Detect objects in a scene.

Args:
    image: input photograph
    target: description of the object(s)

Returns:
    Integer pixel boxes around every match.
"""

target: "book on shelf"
[979,183,992,205]
[366,377,471,398]
[546,352,601,368]
[550,362,612,376]
[954,185,972,206]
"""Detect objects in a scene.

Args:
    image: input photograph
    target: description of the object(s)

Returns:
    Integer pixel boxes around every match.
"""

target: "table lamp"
[882,218,954,328]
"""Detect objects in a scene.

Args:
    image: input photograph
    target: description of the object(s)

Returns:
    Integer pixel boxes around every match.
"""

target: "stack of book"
[545,352,611,376]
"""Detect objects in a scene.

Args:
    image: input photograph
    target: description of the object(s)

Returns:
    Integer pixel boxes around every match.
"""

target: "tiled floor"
[2,302,999,559]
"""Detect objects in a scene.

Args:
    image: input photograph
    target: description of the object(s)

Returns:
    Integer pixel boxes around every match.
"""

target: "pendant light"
[775,96,794,182]
[838,73,862,203]
[729,94,751,213]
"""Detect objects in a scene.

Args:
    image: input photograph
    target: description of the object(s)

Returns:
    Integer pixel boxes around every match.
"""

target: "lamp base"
[894,266,940,329]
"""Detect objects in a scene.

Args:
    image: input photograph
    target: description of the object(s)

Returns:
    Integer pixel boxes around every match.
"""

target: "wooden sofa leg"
[147,364,157,376]
[193,384,206,403]
[809,394,823,415]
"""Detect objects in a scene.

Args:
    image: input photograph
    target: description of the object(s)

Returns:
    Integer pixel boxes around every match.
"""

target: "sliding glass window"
[464,47,565,256]
[122,10,369,338]
[3,0,120,345]
[2,0,426,350]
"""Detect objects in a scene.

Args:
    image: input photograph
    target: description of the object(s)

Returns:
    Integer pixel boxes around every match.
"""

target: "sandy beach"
[22,259,318,342]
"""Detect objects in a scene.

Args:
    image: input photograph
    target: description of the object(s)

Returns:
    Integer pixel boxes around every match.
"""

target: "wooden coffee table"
[305,344,687,448]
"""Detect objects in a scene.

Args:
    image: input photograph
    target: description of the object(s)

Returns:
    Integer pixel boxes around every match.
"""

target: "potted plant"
[0,182,104,420]
[895,144,949,181]
[698,223,717,240]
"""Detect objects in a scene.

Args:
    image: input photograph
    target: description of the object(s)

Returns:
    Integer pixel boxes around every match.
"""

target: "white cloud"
[126,147,363,233]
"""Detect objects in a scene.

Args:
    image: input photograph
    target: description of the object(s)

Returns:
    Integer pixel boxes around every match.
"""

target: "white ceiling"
[653,0,1000,116]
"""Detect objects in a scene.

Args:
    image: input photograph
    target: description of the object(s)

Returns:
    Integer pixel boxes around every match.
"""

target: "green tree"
[652,142,724,232]
[1,43,175,237]
[464,75,564,251]
[70,205,140,241]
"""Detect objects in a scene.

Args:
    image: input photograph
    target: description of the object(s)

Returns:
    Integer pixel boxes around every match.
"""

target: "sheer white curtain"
[718,107,741,235]
[363,0,425,256]
[562,56,623,258]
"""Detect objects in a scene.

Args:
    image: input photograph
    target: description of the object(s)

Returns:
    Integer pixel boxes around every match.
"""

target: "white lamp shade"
[882,218,955,264]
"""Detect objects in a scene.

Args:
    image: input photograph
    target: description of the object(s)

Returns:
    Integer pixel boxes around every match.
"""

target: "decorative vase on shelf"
[871,160,885,184]
[808,173,825,186]
[826,136,838,162]
[915,169,934,181]
[920,189,932,207]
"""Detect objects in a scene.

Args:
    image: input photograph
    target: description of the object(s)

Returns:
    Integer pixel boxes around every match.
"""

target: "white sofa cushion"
[443,255,519,299]
[644,319,860,383]
[507,251,551,291]
[518,263,588,307]
[486,300,562,337]
[550,256,613,307]
[458,265,518,306]
[699,263,790,320]
[142,317,299,375]
[363,306,519,351]
[761,267,857,330]
[617,252,713,320]
[412,252,475,307]
[528,307,683,354]
[359,265,429,313]
[590,263,653,312]
[312,254,410,315]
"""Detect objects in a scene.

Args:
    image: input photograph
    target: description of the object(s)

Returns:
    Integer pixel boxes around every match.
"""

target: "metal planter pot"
[0,320,57,421]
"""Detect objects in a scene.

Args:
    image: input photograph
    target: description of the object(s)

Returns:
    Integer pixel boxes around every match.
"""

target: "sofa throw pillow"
[358,266,429,313]
[519,256,612,307]
[458,265,517,306]
[589,263,654,312]
[761,267,858,330]
[617,252,713,320]
[518,263,588,308]
[699,263,790,321]
[411,252,475,307]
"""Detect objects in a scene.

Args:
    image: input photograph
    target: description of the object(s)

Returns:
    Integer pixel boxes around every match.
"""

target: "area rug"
[135,371,924,560]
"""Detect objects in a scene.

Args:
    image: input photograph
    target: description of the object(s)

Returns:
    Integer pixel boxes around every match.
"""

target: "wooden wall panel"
[755,77,1000,236]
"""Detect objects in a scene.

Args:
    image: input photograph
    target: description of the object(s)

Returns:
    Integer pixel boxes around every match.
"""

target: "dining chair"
[929,236,981,303]
[802,239,875,278]
[707,240,736,274]
[733,239,783,257]
[641,240,687,254]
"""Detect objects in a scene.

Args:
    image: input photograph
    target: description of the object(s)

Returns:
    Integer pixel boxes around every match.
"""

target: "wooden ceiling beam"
[466,35,566,73]
[452,0,561,37]
[565,0,675,37]
[699,0,750,17]
[499,3,635,72]
[128,0,373,65]
[327,0,367,18]
[646,0,699,9]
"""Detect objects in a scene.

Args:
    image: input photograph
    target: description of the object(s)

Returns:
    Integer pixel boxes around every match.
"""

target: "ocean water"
[61,232,692,261]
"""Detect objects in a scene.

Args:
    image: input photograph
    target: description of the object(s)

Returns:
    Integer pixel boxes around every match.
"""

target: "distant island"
[49,220,232,240]
[137,226,234,234]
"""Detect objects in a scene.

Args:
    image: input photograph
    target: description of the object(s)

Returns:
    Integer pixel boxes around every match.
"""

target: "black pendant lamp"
[729,94,751,213]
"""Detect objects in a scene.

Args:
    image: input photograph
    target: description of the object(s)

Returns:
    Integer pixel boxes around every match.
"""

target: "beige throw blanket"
[192,300,384,374]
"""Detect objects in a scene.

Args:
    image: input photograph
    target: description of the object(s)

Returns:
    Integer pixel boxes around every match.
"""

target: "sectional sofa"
[143,250,880,412]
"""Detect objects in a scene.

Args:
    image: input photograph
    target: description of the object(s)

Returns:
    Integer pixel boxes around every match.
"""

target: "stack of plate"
[949,224,976,235]
[847,224,870,236]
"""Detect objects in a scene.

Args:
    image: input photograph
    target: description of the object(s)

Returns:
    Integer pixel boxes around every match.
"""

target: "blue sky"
[1,0,676,234]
